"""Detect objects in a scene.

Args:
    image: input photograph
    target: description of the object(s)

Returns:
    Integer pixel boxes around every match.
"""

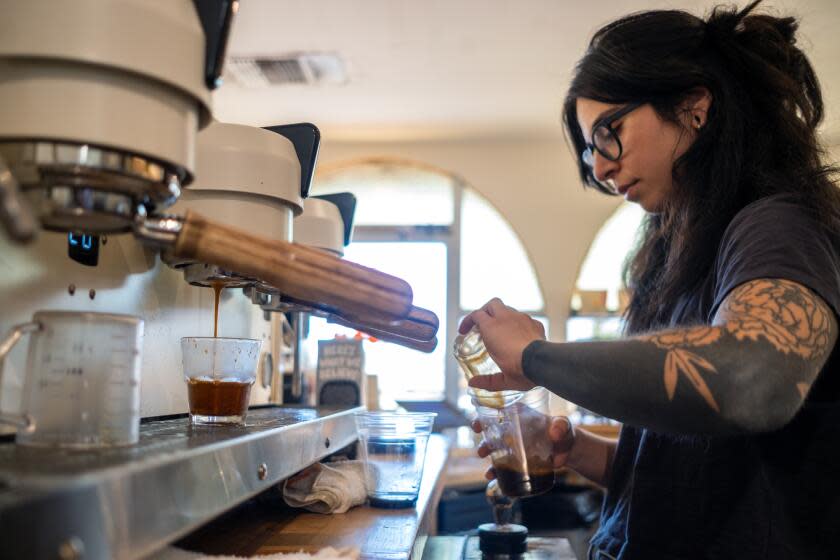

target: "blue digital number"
[67,233,100,266]
[68,233,94,251]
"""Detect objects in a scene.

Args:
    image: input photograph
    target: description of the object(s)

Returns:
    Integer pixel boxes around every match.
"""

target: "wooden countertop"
[176,434,451,559]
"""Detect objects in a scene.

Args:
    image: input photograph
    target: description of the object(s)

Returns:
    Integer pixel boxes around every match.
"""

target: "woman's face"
[575,98,697,213]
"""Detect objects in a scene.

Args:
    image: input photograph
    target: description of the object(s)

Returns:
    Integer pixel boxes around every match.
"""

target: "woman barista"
[463,2,840,558]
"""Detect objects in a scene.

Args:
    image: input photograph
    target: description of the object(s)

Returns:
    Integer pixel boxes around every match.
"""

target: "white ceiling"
[212,0,840,143]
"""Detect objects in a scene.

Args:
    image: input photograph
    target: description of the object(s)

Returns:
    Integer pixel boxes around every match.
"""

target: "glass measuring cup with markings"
[0,311,143,447]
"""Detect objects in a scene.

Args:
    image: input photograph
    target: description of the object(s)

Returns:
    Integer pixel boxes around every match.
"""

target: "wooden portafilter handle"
[326,305,440,353]
[328,314,439,353]
[173,211,414,320]
[330,305,439,341]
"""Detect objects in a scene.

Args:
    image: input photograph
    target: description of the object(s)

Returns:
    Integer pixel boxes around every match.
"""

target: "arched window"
[567,201,645,341]
[308,158,545,409]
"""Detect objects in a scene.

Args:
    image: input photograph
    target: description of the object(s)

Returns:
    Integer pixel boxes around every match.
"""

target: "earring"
[693,115,703,130]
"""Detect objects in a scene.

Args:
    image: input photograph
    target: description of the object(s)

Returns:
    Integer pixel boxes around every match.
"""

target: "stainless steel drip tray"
[0,404,363,560]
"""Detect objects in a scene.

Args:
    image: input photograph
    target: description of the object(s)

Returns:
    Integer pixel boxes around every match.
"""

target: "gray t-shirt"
[585,194,840,559]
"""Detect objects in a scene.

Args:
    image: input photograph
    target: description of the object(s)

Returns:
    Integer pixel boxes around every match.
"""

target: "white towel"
[282,460,367,514]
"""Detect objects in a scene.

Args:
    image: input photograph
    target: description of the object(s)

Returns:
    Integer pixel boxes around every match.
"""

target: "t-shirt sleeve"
[711,196,840,319]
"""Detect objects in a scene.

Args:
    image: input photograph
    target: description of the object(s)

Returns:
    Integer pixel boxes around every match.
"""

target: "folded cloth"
[282,460,367,514]
[146,545,359,560]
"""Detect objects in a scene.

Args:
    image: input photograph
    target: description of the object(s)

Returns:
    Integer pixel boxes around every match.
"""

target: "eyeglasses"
[581,102,643,169]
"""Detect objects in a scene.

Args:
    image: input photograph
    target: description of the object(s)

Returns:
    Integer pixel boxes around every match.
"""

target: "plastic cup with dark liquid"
[471,386,555,498]
[180,337,262,425]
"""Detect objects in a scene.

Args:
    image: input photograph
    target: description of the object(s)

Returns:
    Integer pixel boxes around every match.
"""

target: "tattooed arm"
[465,279,837,435]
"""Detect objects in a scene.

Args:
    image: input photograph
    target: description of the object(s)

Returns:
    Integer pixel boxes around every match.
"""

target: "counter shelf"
[0,404,362,560]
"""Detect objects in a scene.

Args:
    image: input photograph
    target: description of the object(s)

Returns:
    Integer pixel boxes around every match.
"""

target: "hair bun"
[704,0,798,58]
[702,0,819,127]
[704,3,745,42]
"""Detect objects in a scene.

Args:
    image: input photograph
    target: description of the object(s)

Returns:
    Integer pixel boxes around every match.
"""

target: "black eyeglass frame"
[581,102,644,167]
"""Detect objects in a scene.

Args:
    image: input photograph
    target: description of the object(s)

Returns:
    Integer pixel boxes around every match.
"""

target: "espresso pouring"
[183,281,257,423]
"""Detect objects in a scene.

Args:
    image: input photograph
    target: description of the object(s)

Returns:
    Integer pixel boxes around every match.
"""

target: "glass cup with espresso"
[471,386,555,498]
[180,337,262,425]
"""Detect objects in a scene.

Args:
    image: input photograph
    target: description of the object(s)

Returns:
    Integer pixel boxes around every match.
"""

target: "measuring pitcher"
[0,311,143,447]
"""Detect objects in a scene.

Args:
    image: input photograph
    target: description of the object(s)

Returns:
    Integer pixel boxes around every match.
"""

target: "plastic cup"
[472,386,555,498]
[180,337,262,425]
[354,411,437,509]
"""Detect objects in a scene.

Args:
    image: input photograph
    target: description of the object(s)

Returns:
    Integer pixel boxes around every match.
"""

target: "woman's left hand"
[459,298,546,392]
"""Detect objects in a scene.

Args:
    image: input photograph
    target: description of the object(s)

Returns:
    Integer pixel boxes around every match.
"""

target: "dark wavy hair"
[562,0,840,334]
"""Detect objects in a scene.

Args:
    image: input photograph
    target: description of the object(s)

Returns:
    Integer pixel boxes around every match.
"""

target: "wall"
[317,136,622,341]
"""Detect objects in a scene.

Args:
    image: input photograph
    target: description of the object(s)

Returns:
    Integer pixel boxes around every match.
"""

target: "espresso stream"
[211,281,224,338]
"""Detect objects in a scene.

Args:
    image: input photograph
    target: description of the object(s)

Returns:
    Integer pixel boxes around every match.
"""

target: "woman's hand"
[459,298,546,392]
[471,416,576,480]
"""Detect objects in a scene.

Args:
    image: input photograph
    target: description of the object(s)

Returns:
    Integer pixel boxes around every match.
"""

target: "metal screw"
[257,463,268,480]
[88,289,96,300]
[68,284,76,296]
[58,537,85,560]
[324,438,331,449]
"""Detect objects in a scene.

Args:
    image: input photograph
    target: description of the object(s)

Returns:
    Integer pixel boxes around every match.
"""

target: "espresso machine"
[0,1,439,558]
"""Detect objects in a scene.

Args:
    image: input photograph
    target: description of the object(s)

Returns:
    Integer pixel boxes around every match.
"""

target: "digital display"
[68,233,100,267]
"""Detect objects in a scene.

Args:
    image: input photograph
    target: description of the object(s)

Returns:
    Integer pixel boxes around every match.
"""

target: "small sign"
[316,338,364,406]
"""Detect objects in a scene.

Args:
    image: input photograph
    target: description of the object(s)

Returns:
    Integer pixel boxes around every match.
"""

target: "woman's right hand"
[471,416,576,480]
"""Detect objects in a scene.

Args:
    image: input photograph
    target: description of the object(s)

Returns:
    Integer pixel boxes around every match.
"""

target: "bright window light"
[460,189,544,311]
[576,202,645,293]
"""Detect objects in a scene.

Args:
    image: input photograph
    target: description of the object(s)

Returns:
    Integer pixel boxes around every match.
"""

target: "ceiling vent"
[225,53,347,87]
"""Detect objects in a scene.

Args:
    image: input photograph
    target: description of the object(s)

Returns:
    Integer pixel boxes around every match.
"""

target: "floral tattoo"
[642,279,833,412]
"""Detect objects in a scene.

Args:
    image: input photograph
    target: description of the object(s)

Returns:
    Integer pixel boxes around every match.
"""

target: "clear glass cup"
[354,411,437,508]
[472,386,555,498]
[180,337,262,425]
